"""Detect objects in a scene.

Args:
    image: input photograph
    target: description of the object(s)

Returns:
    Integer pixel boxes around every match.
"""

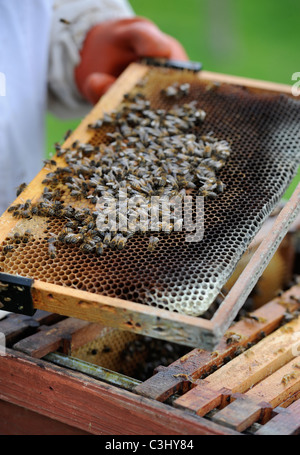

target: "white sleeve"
[48,0,135,119]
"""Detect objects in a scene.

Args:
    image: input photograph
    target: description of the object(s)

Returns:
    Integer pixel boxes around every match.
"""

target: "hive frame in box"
[0,63,299,350]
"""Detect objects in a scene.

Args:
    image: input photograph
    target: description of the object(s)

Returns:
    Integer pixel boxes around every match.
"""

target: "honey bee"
[226,333,241,345]
[88,120,103,130]
[8,204,20,213]
[42,176,59,186]
[43,159,57,168]
[22,230,32,243]
[80,242,95,254]
[281,373,296,385]
[70,190,82,200]
[95,242,104,256]
[12,232,21,244]
[16,182,27,197]
[203,145,213,158]
[71,140,79,149]
[3,244,14,254]
[198,189,218,199]
[59,18,71,25]
[48,241,57,259]
[63,129,72,140]
[148,236,159,251]
[110,233,124,249]
[161,84,179,98]
[242,313,266,323]
[102,113,115,124]
[216,180,226,193]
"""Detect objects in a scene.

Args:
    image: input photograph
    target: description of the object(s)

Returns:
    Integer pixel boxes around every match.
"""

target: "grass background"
[46,0,300,197]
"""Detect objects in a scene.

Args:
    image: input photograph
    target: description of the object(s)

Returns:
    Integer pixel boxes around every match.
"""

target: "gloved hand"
[75,17,188,104]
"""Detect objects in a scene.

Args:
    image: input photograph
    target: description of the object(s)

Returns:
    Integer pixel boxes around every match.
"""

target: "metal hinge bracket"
[0,272,35,316]
[140,57,203,72]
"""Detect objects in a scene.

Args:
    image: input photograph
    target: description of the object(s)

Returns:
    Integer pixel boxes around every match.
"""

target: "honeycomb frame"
[0,63,299,350]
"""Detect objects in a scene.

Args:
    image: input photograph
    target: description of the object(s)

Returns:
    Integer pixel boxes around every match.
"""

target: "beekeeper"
[0,0,187,215]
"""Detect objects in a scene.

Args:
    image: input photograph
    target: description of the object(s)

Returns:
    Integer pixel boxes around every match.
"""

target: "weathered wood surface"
[0,349,238,435]
[211,356,300,431]
[211,395,271,433]
[0,399,89,435]
[174,307,300,416]
[31,279,214,348]
[199,70,293,95]
[12,317,106,358]
[134,286,300,401]
[0,310,63,345]
[255,400,300,435]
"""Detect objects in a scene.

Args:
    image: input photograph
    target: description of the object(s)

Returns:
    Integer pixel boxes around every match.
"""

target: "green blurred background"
[46,0,300,197]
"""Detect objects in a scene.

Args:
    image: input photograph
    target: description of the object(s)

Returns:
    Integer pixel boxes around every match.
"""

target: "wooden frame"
[0,63,299,350]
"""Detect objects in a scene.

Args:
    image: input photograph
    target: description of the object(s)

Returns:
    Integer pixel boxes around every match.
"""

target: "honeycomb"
[71,327,190,381]
[1,67,300,317]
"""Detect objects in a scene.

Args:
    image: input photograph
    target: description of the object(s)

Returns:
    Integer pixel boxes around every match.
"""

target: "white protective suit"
[0,0,134,214]
[0,0,133,320]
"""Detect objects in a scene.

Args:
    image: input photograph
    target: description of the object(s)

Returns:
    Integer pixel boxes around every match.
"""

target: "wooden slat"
[135,287,300,401]
[174,313,300,415]
[246,356,300,407]
[0,310,63,345]
[276,389,300,408]
[211,395,271,433]
[31,279,214,348]
[212,356,300,431]
[0,349,238,435]
[255,400,300,435]
[12,318,106,358]
[199,71,293,95]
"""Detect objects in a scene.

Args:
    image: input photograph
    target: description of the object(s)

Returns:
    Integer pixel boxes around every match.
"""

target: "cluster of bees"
[161,82,191,99]
[120,335,190,381]
[8,87,231,259]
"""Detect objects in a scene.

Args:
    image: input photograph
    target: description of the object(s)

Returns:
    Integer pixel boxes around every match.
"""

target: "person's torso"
[0,0,52,213]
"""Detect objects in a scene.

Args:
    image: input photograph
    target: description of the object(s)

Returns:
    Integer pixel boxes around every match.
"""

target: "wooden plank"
[0,310,63,345]
[199,71,293,95]
[0,399,90,435]
[31,280,214,348]
[246,356,300,408]
[276,389,300,408]
[211,395,272,433]
[135,286,300,401]
[0,349,238,435]
[174,314,300,415]
[212,356,300,431]
[255,400,300,435]
[13,318,106,358]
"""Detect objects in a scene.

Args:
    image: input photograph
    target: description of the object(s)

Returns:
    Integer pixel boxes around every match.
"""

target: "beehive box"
[0,62,300,350]
[0,279,300,435]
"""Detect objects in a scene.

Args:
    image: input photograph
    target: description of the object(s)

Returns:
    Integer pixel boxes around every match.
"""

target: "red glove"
[75,17,188,104]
